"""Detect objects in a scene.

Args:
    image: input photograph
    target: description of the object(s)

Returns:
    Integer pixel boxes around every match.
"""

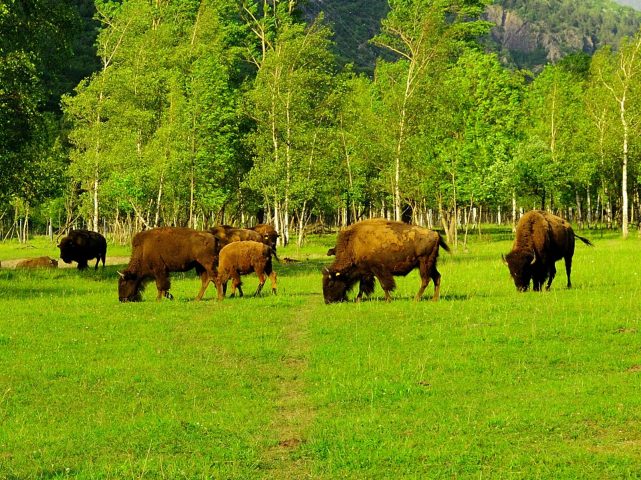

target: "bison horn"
[322,267,329,274]
[530,253,537,265]
[501,254,507,265]
[117,271,125,278]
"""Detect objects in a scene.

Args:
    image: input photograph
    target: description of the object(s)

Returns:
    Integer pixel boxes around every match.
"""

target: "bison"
[58,229,107,270]
[210,225,280,261]
[250,224,279,250]
[215,240,277,301]
[322,219,450,303]
[16,256,58,269]
[118,227,219,302]
[210,225,264,247]
[502,210,593,292]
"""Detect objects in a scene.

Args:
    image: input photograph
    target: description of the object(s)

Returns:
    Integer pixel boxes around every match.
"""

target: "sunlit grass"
[1,229,640,478]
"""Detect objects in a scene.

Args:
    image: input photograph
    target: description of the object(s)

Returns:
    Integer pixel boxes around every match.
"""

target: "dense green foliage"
[3,0,641,244]
[1,233,640,477]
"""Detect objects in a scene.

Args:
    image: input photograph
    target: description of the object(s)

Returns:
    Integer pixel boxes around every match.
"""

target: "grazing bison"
[58,230,107,270]
[502,210,593,292]
[322,219,450,303]
[16,256,58,268]
[118,227,218,302]
[216,240,277,301]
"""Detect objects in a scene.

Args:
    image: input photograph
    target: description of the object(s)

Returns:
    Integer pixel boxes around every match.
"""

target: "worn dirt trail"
[262,305,315,478]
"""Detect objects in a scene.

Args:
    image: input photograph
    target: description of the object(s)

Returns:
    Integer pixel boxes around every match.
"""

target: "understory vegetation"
[5,0,641,246]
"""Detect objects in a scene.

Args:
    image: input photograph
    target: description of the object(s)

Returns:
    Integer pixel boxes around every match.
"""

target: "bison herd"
[10,211,593,303]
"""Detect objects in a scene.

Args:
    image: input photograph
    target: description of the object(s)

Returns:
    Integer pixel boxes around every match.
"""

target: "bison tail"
[270,246,280,263]
[438,234,451,253]
[574,233,594,247]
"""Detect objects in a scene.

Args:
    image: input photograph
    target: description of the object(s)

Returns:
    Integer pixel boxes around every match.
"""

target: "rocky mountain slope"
[302,0,641,71]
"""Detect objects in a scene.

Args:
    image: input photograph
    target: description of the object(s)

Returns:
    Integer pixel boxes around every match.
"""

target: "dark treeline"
[3,0,641,247]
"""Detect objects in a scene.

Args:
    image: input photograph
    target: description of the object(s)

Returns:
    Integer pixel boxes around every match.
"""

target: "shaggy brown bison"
[215,240,277,301]
[210,225,264,246]
[322,219,450,303]
[502,210,593,292]
[118,227,219,302]
[16,256,58,268]
[58,230,107,270]
[210,225,280,261]
[250,224,279,249]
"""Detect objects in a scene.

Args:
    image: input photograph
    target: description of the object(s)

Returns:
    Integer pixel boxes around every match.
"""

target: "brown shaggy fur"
[210,225,279,261]
[503,210,593,291]
[322,218,450,303]
[16,256,58,268]
[216,240,277,301]
[250,224,279,249]
[118,227,219,302]
[58,229,107,270]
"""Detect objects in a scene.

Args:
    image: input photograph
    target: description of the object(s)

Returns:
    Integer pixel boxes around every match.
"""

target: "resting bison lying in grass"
[215,240,277,301]
[58,229,107,270]
[16,256,58,268]
[502,210,593,291]
[322,219,450,303]
[118,227,219,302]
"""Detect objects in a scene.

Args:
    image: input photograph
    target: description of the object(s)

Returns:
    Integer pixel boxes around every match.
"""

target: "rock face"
[303,0,641,71]
[486,4,595,67]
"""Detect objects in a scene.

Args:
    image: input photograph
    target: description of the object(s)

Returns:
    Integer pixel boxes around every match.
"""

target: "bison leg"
[564,256,573,288]
[216,278,227,301]
[546,264,557,291]
[77,260,88,270]
[415,259,432,301]
[155,273,171,301]
[195,271,212,301]
[269,270,277,295]
[230,273,242,298]
[94,257,100,270]
[356,276,375,302]
[372,267,395,302]
[254,271,266,297]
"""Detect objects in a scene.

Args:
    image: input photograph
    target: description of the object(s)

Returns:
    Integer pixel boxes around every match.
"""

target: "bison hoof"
[164,292,174,300]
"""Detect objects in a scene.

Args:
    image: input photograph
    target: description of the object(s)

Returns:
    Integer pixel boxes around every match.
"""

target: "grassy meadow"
[0,228,640,478]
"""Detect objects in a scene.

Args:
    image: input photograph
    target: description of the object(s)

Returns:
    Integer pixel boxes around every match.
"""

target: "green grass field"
[1,230,640,479]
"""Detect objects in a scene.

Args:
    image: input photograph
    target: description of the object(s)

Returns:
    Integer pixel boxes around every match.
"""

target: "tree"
[591,35,641,238]
[371,0,491,222]
[245,14,336,245]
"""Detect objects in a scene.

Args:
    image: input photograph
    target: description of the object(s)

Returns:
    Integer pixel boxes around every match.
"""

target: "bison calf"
[503,210,593,291]
[16,256,58,269]
[216,241,277,301]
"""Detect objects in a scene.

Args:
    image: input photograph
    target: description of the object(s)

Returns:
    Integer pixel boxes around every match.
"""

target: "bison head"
[503,251,536,292]
[118,270,143,302]
[322,268,351,304]
[57,237,75,264]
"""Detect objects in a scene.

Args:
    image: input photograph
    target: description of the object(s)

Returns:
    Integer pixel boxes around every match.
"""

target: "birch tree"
[371,0,490,222]
[591,35,641,237]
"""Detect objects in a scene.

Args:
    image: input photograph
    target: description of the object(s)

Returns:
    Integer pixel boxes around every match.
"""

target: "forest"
[3,0,641,247]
